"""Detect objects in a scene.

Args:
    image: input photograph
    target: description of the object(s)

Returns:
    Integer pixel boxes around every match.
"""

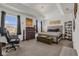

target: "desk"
[0,42,2,56]
[0,42,6,56]
[0,36,7,56]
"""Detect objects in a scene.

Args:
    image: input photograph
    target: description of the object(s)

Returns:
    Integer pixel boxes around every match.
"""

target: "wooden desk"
[0,42,6,56]
[0,42,2,56]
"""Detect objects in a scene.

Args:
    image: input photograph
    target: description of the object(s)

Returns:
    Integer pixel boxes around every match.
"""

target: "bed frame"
[47,25,63,43]
[38,25,63,44]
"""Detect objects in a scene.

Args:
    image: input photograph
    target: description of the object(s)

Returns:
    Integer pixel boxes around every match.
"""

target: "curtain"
[36,20,38,33]
[1,11,6,36]
[73,3,78,31]
[41,21,43,32]
[17,15,21,35]
[74,3,78,19]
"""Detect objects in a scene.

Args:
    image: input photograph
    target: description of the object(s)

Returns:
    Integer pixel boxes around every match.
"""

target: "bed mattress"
[38,32,61,37]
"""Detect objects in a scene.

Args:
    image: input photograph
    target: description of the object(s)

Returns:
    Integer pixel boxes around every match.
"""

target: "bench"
[37,35,54,45]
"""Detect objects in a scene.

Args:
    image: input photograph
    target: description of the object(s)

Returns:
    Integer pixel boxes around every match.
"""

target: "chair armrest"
[10,35,20,42]
[10,35,18,39]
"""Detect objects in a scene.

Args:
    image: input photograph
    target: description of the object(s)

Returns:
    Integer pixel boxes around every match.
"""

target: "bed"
[38,26,62,43]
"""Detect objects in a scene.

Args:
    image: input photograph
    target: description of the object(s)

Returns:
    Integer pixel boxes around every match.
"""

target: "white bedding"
[38,32,61,37]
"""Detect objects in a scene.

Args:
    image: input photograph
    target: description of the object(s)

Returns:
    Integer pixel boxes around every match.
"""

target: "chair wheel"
[17,45,20,47]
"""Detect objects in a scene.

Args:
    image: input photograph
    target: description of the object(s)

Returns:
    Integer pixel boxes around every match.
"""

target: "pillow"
[48,29,59,32]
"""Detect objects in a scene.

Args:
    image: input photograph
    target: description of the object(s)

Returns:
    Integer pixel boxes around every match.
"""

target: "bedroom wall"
[73,4,79,55]
[42,16,65,34]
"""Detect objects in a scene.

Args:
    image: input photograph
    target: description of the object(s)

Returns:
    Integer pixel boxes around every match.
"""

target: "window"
[5,15,17,35]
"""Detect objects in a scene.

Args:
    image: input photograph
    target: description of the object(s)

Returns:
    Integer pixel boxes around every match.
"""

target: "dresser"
[26,27,35,40]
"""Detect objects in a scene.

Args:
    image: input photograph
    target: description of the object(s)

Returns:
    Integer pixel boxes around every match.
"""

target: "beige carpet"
[2,39,73,56]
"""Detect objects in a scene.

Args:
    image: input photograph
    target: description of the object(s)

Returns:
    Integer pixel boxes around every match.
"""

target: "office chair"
[4,29,20,52]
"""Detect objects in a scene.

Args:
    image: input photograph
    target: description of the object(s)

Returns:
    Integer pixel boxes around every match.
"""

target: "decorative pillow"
[48,29,59,32]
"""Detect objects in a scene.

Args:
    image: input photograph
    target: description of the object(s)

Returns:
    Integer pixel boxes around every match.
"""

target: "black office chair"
[4,29,20,52]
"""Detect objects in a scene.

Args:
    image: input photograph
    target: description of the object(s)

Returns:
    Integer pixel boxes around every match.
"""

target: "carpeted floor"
[2,39,73,56]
